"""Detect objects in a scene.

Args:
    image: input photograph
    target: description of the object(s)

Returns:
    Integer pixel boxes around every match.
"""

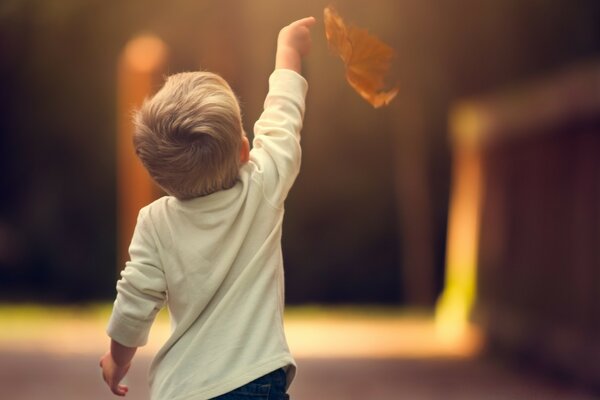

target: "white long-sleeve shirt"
[107,69,307,400]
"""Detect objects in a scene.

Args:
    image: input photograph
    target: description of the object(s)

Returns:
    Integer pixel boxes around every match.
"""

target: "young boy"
[100,16,316,400]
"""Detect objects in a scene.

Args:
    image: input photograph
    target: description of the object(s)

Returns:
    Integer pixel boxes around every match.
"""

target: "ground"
[0,305,596,399]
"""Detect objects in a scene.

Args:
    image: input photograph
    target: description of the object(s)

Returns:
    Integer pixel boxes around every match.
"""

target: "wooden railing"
[438,61,600,388]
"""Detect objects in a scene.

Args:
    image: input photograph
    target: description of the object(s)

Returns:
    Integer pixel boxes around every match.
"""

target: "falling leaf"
[324,6,399,108]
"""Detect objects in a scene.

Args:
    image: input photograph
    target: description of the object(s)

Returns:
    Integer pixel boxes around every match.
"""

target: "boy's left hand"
[100,352,131,397]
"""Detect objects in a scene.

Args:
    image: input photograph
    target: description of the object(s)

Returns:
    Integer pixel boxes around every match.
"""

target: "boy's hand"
[100,352,131,396]
[276,16,316,73]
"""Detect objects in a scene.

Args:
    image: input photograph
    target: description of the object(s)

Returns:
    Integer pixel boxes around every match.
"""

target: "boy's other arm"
[275,16,316,73]
[100,340,137,396]
[101,209,165,396]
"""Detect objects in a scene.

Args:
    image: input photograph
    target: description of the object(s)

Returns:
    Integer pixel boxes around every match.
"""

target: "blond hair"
[133,71,244,199]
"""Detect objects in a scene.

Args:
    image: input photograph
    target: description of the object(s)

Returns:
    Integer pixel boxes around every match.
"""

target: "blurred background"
[0,0,599,398]
[0,0,598,303]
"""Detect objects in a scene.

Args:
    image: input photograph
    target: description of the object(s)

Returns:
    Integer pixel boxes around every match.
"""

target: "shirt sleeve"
[107,207,167,347]
[250,68,308,206]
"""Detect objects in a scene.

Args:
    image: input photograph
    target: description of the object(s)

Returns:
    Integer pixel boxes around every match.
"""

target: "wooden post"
[436,103,484,342]
[116,35,167,273]
[437,63,600,385]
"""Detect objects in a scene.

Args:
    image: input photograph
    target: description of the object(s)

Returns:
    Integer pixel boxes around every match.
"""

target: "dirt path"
[0,351,596,400]
[0,307,596,399]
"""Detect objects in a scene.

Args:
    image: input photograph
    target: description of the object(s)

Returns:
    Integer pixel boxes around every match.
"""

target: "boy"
[100,16,316,400]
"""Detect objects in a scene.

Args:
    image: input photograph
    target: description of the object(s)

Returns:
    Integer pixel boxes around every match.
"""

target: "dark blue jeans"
[211,368,290,400]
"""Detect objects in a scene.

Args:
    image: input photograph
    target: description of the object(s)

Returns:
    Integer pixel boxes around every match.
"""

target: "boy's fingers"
[112,384,129,396]
[119,385,129,396]
[302,16,317,26]
[291,16,316,28]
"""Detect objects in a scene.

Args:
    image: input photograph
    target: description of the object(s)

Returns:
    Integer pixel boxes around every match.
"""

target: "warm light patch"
[123,35,168,73]
[0,306,481,358]
[117,34,167,271]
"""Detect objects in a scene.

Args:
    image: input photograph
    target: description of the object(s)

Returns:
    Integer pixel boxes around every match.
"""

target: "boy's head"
[134,71,249,200]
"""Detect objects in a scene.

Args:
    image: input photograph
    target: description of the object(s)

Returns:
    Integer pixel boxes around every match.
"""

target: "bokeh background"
[0,1,599,398]
[1,0,597,304]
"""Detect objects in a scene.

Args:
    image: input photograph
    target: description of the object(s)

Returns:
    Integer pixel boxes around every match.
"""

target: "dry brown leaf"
[324,6,398,108]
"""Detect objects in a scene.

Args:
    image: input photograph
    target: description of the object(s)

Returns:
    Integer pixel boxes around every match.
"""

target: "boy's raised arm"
[275,16,316,73]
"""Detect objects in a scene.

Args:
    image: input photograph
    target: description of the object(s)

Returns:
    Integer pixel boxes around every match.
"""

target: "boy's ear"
[240,136,250,164]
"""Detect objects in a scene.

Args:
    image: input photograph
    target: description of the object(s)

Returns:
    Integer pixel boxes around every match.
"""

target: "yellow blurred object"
[436,103,484,345]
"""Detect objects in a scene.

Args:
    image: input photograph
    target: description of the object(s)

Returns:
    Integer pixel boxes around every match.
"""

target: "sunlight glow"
[0,306,481,359]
